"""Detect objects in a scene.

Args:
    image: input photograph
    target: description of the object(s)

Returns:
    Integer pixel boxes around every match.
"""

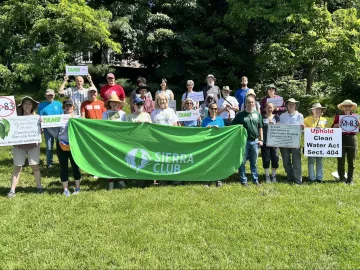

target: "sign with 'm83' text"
[0,96,17,118]
[339,114,359,133]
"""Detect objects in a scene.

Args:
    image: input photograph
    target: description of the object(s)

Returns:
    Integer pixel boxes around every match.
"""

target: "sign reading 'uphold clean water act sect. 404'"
[304,128,342,157]
[68,119,247,181]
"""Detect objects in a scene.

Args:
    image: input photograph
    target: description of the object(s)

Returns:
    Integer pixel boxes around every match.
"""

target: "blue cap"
[134,97,144,104]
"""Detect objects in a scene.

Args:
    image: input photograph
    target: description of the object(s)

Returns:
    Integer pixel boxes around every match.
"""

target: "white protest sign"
[266,97,283,107]
[0,96,17,118]
[187,92,204,102]
[41,114,79,128]
[267,124,301,148]
[176,110,200,121]
[339,114,359,133]
[65,66,88,76]
[304,128,342,157]
[169,100,177,111]
[0,116,41,146]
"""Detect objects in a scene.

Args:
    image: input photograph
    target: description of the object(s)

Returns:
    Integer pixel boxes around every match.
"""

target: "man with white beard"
[151,93,179,126]
[217,86,239,126]
[201,74,221,103]
[126,97,152,123]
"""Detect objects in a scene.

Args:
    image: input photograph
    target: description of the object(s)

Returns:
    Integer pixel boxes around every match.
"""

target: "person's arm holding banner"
[58,75,69,95]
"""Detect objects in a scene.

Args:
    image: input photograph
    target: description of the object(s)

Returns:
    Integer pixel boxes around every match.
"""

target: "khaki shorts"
[12,145,40,166]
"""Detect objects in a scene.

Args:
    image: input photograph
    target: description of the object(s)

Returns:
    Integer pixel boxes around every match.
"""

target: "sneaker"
[295,180,303,185]
[204,183,210,188]
[316,180,322,183]
[118,180,126,188]
[108,181,114,190]
[93,175,99,179]
[271,176,278,183]
[265,175,271,183]
[37,187,45,194]
[240,182,248,187]
[253,181,261,186]
[7,191,15,198]
[73,188,80,195]
[216,181,223,187]
[47,165,53,170]
[63,189,71,197]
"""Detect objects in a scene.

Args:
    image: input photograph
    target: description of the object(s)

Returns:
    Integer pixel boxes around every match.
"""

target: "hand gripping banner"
[68,119,247,181]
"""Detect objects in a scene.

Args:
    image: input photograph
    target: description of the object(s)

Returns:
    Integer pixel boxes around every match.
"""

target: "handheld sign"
[41,114,80,128]
[0,96,17,117]
[187,92,204,102]
[304,128,342,157]
[266,97,283,107]
[169,100,177,111]
[0,116,41,146]
[176,110,200,121]
[267,124,301,148]
[339,115,359,133]
[65,66,88,76]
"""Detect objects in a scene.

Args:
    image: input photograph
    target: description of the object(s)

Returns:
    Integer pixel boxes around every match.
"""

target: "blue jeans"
[239,140,259,183]
[44,128,55,166]
[307,157,323,181]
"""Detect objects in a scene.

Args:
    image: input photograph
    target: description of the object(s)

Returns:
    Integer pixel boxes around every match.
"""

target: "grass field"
[1,131,360,268]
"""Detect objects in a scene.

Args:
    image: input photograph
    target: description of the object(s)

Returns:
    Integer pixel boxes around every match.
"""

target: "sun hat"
[285,98,300,109]
[45,89,55,96]
[266,84,277,92]
[308,102,326,113]
[136,85,151,94]
[337,99,357,111]
[106,73,115,79]
[222,86,232,91]
[105,94,125,109]
[246,89,256,97]
[133,97,144,105]
[205,74,216,82]
[18,96,40,110]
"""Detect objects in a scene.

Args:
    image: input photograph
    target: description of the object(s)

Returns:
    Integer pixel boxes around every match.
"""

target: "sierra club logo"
[125,148,194,174]
[0,118,10,139]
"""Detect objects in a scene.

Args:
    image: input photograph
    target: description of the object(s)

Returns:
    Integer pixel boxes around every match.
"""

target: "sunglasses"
[186,102,193,105]
[135,103,144,106]
[210,108,218,111]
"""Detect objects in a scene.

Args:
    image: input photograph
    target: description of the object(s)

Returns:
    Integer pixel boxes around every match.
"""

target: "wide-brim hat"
[246,89,256,97]
[205,74,216,82]
[308,102,326,113]
[337,99,357,111]
[136,85,151,94]
[266,84,277,92]
[285,98,300,109]
[18,96,39,111]
[105,94,126,109]
[222,86,232,91]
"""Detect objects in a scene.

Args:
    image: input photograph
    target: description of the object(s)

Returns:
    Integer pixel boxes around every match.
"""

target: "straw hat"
[285,98,300,109]
[205,74,216,82]
[337,99,357,111]
[18,96,39,110]
[308,102,326,113]
[246,89,256,97]
[105,94,126,109]
[222,86,232,91]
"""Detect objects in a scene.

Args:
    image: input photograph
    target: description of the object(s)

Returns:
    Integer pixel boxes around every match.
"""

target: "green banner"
[68,118,247,181]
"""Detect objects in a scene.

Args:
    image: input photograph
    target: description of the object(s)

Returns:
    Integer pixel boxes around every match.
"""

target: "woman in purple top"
[260,84,286,115]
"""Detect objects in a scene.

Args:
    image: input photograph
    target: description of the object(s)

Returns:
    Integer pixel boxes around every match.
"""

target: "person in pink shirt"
[100,73,126,102]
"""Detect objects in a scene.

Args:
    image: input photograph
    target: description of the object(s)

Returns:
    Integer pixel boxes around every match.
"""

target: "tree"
[0,0,121,91]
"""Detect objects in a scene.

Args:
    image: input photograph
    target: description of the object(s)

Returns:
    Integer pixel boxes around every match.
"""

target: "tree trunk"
[306,65,316,95]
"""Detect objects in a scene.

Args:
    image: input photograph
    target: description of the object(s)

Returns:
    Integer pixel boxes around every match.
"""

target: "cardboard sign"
[267,124,301,148]
[0,116,41,146]
[304,128,342,157]
[176,110,200,121]
[0,96,17,117]
[266,97,284,107]
[65,66,88,76]
[169,100,177,111]
[41,114,79,128]
[339,115,359,133]
[187,92,204,102]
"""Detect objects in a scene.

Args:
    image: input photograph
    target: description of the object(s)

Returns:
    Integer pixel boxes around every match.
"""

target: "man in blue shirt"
[235,76,250,111]
[38,89,63,169]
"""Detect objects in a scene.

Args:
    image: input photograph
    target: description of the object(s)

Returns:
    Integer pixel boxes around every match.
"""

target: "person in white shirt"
[217,86,239,126]
[126,97,152,123]
[102,94,126,121]
[181,80,199,109]
[279,98,305,185]
[151,93,178,126]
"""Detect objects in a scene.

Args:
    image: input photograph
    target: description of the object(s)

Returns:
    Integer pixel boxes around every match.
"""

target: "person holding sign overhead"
[260,84,286,115]
[279,98,304,185]
[58,74,96,115]
[304,103,328,183]
[217,86,239,126]
[331,100,359,185]
[7,97,43,198]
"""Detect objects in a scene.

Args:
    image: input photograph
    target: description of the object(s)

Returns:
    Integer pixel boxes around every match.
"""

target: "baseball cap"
[106,73,115,79]
[133,97,144,105]
[46,89,55,96]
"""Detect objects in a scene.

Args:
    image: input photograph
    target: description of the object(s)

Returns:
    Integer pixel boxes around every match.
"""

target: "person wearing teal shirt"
[38,89,63,168]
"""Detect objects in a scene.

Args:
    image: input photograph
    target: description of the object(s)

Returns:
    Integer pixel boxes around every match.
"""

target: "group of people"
[6,72,359,198]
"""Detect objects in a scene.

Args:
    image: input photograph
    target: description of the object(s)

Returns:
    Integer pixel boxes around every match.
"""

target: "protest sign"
[41,114,79,128]
[266,97,284,107]
[304,128,342,157]
[339,114,359,133]
[169,100,177,111]
[0,116,41,146]
[267,124,301,148]
[65,66,88,76]
[0,96,17,118]
[176,110,200,121]
[69,119,247,181]
[187,92,204,102]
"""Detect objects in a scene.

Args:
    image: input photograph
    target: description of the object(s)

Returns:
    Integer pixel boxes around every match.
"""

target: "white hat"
[337,99,357,111]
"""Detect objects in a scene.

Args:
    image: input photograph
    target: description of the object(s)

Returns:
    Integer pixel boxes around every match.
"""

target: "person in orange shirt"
[81,87,106,119]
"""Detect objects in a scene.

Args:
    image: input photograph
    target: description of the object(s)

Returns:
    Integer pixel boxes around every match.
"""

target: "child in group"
[102,94,127,189]
[304,103,328,183]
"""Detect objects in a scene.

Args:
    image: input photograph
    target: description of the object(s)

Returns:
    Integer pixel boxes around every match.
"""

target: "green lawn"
[1,135,360,269]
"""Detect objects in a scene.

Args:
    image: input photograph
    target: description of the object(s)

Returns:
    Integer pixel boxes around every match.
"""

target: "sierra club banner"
[68,118,247,181]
